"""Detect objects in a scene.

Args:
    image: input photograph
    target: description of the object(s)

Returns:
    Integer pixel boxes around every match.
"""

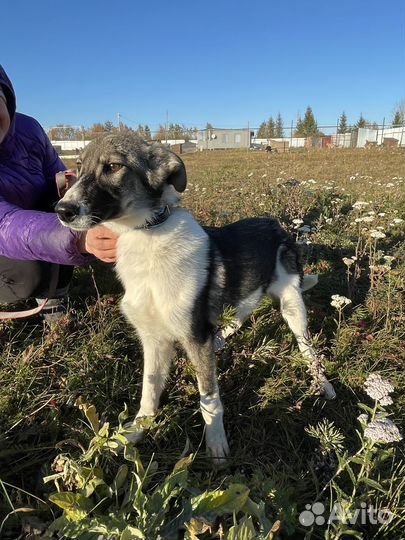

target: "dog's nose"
[56,201,80,223]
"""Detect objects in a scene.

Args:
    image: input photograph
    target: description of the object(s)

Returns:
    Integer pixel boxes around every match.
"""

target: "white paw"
[206,425,230,464]
[122,423,146,445]
[121,415,155,445]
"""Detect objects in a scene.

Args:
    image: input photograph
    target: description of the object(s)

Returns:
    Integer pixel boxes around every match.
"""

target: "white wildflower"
[352,201,369,209]
[292,218,304,229]
[383,255,395,265]
[355,216,374,223]
[342,257,354,267]
[364,419,402,443]
[370,230,386,239]
[331,295,352,309]
[393,218,404,224]
[379,396,394,406]
[364,374,394,403]
[386,183,394,187]
[378,213,386,217]
[357,413,368,424]
[248,172,253,177]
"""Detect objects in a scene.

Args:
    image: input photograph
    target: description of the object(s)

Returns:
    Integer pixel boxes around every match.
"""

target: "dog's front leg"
[124,334,174,444]
[182,338,229,463]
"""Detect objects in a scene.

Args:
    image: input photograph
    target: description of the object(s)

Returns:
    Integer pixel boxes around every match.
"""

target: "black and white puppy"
[56,132,335,462]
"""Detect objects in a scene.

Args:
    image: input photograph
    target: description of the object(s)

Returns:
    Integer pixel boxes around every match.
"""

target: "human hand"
[78,226,118,263]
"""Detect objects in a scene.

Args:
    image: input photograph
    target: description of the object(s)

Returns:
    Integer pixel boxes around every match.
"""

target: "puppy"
[56,132,335,462]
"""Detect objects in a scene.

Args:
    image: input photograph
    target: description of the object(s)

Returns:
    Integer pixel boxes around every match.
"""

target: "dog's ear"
[147,143,187,193]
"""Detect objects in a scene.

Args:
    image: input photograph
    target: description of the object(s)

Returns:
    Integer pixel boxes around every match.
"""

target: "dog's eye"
[106,163,123,173]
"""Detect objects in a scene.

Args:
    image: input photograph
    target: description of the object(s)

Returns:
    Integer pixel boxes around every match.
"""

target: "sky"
[2,0,404,133]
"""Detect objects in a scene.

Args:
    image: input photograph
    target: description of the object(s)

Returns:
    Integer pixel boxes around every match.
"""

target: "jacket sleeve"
[0,121,93,266]
[0,197,93,265]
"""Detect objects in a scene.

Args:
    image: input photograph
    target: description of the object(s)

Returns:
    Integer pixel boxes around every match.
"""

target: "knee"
[0,260,42,303]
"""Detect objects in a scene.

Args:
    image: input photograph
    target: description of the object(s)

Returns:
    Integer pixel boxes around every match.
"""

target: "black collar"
[133,205,171,230]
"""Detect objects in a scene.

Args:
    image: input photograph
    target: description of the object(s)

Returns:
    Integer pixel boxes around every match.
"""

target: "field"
[0,147,404,539]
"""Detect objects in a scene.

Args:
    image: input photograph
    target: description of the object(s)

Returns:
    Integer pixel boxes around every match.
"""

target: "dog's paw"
[206,427,230,465]
[122,424,146,445]
[213,332,226,353]
[320,380,336,400]
[121,415,155,446]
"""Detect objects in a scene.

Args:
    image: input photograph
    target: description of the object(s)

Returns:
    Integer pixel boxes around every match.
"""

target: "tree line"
[48,122,198,141]
[256,105,405,139]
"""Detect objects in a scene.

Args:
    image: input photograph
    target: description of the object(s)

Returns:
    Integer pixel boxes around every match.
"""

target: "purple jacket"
[0,65,91,265]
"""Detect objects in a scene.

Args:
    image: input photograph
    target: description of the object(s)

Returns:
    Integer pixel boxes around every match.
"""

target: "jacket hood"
[0,64,17,140]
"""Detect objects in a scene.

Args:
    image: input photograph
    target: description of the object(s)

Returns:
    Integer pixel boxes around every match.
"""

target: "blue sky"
[2,0,404,132]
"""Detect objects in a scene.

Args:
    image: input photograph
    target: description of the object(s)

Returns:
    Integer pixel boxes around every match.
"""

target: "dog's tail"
[301,274,318,291]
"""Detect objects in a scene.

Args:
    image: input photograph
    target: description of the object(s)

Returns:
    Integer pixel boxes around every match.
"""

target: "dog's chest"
[115,212,209,336]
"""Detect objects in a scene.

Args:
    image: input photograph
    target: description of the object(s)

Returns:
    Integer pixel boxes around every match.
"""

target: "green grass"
[0,147,404,539]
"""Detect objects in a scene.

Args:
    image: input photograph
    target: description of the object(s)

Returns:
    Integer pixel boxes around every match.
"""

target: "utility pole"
[117,112,121,132]
[165,110,169,143]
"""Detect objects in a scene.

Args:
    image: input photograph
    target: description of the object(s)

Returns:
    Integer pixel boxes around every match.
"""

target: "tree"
[136,124,150,139]
[294,107,319,137]
[104,120,115,132]
[275,112,284,138]
[167,123,185,140]
[257,121,267,138]
[356,114,367,128]
[392,110,403,127]
[266,117,275,138]
[338,112,348,134]
[48,124,77,140]
[144,125,152,140]
[154,125,166,141]
[302,106,318,136]
[294,115,304,137]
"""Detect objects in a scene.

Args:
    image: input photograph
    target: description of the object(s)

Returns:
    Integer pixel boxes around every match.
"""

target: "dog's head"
[55,132,187,231]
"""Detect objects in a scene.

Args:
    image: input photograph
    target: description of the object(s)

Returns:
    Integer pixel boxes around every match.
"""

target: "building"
[197,128,252,150]
[50,140,91,152]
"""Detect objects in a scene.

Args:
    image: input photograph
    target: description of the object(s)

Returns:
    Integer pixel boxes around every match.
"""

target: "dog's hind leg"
[278,285,335,399]
[125,335,174,444]
[268,256,336,400]
[182,338,229,463]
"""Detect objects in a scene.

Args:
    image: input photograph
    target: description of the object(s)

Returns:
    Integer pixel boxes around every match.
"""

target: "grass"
[0,147,404,539]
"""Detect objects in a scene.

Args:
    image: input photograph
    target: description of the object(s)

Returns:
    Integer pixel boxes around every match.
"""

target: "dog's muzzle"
[55,201,82,224]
